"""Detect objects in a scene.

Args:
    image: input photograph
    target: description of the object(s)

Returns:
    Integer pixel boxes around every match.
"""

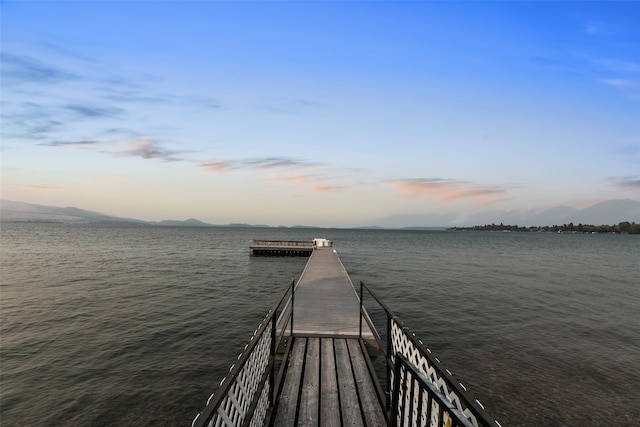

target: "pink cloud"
[265,173,346,193]
[313,185,347,192]
[199,160,236,172]
[111,139,181,162]
[386,178,507,203]
[27,184,62,190]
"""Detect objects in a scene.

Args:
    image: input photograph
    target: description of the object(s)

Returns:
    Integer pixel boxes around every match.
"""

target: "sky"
[1,1,639,227]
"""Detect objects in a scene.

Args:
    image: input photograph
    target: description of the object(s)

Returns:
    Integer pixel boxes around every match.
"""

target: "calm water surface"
[1,224,638,426]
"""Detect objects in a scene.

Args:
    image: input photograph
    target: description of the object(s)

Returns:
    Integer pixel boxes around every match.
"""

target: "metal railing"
[359,281,502,427]
[192,278,501,427]
[191,279,296,427]
[249,240,314,247]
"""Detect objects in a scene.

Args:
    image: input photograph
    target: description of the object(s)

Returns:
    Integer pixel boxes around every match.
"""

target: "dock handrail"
[249,240,314,247]
[359,281,501,427]
[392,353,475,427]
[191,279,295,427]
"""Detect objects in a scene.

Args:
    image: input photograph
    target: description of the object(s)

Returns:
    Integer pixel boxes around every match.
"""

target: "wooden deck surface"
[273,337,387,426]
[273,247,385,425]
[288,248,376,340]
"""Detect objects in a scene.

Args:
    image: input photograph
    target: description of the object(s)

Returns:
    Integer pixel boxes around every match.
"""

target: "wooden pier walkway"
[273,337,386,426]
[286,247,376,341]
[192,240,500,427]
[273,247,383,425]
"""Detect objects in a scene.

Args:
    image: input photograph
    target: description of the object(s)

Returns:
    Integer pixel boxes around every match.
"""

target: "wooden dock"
[273,337,386,426]
[284,247,376,341]
[250,240,315,256]
[192,240,500,427]
[273,247,383,425]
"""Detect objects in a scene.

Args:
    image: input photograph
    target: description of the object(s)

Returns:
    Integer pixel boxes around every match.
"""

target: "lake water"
[1,224,638,426]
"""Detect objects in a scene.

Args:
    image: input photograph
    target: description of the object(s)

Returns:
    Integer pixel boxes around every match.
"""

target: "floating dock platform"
[249,238,332,256]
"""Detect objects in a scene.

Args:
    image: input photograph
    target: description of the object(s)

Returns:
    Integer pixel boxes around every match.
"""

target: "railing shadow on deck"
[191,279,296,427]
[358,281,502,427]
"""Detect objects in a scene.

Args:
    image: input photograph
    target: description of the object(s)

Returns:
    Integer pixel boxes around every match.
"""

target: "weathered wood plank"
[320,338,340,427]
[274,338,307,426]
[334,339,364,427]
[347,339,387,427]
[299,338,320,426]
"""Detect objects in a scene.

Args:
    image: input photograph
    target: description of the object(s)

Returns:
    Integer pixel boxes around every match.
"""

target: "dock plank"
[334,339,364,427]
[347,339,387,427]
[270,245,386,426]
[298,338,320,426]
[274,338,307,426]
[320,338,340,427]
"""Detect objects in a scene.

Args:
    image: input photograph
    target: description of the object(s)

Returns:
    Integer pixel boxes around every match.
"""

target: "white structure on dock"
[312,238,332,247]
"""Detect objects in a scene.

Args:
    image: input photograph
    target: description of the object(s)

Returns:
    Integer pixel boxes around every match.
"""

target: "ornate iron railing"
[191,280,295,427]
[392,353,475,427]
[359,281,502,427]
[192,278,501,427]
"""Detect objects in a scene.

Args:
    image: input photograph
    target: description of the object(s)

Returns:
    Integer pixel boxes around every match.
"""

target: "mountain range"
[1,199,638,228]
[375,199,640,228]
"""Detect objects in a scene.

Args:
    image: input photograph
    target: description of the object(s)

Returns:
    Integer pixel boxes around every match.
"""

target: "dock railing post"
[386,314,393,411]
[270,309,276,406]
[359,280,363,339]
[290,279,295,337]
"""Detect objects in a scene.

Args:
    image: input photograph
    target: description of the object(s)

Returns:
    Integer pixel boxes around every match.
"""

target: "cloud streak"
[263,173,347,193]
[0,53,78,84]
[44,138,186,162]
[27,184,62,190]
[64,104,124,119]
[385,178,508,202]
[199,160,237,172]
[110,139,182,162]
[40,140,101,147]
[610,176,640,190]
[246,157,324,169]
[601,79,638,88]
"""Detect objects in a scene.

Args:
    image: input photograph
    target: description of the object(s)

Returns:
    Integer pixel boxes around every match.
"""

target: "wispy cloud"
[27,183,62,190]
[40,140,101,147]
[64,104,124,119]
[1,101,62,139]
[609,176,640,190]
[246,157,323,169]
[100,86,221,109]
[589,58,640,97]
[45,137,185,163]
[260,97,331,115]
[263,173,347,193]
[385,178,508,203]
[601,79,638,88]
[199,160,237,172]
[0,53,78,84]
[109,139,182,162]
[593,59,640,74]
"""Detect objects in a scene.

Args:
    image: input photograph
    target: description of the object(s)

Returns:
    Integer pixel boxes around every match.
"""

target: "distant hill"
[0,200,147,224]
[462,199,640,227]
[155,219,213,227]
[2,199,638,228]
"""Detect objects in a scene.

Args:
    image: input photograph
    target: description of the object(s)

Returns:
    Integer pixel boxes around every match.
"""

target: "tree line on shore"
[448,221,640,234]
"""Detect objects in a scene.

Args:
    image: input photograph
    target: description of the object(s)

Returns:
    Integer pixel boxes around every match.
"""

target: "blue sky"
[2,1,639,226]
